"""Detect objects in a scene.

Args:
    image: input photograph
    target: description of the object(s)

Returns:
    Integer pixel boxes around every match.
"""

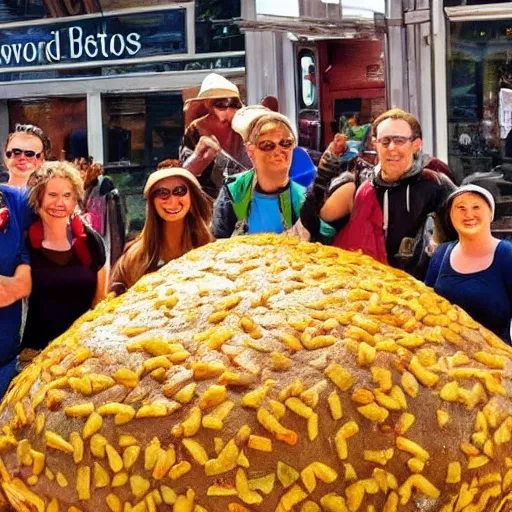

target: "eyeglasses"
[376,136,415,148]
[212,99,242,110]
[256,139,295,152]
[152,185,189,200]
[6,148,43,159]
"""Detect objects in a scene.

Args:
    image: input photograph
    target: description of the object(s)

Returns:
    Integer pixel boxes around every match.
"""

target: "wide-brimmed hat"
[185,73,241,104]
[447,184,495,220]
[143,168,201,199]
[232,105,295,143]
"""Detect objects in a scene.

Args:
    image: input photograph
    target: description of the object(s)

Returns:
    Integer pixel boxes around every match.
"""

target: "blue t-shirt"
[425,241,512,343]
[0,185,32,364]
[247,190,284,235]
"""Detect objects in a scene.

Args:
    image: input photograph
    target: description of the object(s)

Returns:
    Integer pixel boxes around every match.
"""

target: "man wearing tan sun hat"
[179,73,252,199]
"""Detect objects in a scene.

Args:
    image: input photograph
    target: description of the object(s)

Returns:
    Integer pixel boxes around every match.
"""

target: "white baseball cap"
[447,184,495,220]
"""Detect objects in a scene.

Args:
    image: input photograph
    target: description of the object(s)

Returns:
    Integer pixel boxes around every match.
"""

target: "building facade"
[0,0,244,232]
[385,0,512,183]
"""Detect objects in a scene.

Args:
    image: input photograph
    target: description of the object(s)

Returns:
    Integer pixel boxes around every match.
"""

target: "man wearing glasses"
[180,73,252,199]
[301,108,455,279]
[3,124,48,188]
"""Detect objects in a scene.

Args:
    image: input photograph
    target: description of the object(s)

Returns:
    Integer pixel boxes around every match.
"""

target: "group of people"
[2,73,511,398]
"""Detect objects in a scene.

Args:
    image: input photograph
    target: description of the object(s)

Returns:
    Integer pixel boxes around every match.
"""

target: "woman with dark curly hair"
[3,124,50,188]
[109,167,214,295]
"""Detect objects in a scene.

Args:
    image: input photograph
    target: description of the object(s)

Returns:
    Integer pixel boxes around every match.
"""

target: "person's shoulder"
[496,239,512,259]
[432,241,452,262]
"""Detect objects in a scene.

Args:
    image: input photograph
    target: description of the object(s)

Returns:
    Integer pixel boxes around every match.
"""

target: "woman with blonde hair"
[21,161,106,360]
[109,167,214,295]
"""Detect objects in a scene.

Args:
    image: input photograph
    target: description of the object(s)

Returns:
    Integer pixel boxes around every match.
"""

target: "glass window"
[447,18,512,182]
[195,0,244,53]
[102,92,184,235]
[298,50,318,110]
[8,96,87,160]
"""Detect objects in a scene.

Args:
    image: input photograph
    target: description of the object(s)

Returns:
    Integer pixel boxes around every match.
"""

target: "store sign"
[0,8,187,70]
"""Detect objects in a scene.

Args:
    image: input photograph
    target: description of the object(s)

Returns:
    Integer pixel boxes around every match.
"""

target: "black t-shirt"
[22,225,105,351]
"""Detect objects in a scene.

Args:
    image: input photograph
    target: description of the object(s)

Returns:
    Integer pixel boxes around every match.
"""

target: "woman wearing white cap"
[425,185,512,343]
[109,168,214,295]
[212,105,307,238]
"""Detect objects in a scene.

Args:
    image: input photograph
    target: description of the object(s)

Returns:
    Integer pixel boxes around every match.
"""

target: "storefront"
[444,0,512,182]
[0,0,245,233]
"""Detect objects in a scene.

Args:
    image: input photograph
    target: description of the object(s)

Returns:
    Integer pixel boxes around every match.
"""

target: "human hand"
[328,133,348,157]
[195,135,221,161]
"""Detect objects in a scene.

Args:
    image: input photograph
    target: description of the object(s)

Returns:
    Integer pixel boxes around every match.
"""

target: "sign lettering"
[0,9,186,71]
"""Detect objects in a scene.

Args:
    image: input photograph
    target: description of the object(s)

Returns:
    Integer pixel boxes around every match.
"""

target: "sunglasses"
[376,136,415,148]
[6,148,43,159]
[256,139,295,152]
[212,99,242,110]
[152,185,189,200]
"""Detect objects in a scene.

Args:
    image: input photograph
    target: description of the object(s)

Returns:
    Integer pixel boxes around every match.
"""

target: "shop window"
[298,50,318,110]
[447,17,512,182]
[195,0,244,53]
[8,96,87,160]
[102,92,183,235]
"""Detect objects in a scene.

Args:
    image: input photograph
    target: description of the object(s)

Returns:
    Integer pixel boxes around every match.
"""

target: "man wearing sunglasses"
[301,108,455,279]
[212,106,308,239]
[3,124,47,188]
[179,73,252,199]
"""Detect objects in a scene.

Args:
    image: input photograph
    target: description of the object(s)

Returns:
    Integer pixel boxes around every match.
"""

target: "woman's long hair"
[111,181,214,291]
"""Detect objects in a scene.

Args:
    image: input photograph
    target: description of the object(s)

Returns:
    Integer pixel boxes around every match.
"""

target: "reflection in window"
[298,50,318,110]
[447,18,512,182]
[8,96,87,160]
[195,0,244,53]
[102,92,184,234]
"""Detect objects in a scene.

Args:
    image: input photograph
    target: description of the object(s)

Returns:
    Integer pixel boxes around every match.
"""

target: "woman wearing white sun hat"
[179,73,252,199]
[109,167,214,295]
[425,184,512,343]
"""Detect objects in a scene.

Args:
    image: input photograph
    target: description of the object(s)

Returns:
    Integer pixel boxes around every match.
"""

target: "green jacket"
[212,169,307,238]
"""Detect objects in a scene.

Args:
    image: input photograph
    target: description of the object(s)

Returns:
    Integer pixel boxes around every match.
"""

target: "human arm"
[320,181,356,222]
[0,264,31,307]
[92,265,107,307]
[299,135,351,239]
[433,173,457,244]
[211,186,238,239]
[181,131,221,177]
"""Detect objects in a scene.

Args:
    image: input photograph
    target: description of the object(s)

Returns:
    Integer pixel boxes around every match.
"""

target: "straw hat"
[231,105,295,143]
[185,73,241,104]
[143,168,201,199]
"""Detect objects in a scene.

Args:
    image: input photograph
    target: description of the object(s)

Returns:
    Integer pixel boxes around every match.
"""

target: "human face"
[247,125,295,185]
[211,98,241,126]
[152,177,191,223]
[39,177,76,225]
[450,193,493,238]
[374,118,421,182]
[4,133,44,183]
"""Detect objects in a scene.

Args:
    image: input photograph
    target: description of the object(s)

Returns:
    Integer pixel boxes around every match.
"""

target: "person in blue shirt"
[425,184,512,344]
[0,185,32,397]
[212,106,307,238]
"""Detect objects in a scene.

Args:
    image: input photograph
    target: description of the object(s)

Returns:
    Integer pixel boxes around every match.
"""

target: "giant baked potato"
[1,234,512,512]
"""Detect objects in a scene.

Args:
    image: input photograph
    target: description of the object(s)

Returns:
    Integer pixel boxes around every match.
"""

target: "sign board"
[0,8,187,71]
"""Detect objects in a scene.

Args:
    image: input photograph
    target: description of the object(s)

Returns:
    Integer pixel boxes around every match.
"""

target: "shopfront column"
[87,92,103,165]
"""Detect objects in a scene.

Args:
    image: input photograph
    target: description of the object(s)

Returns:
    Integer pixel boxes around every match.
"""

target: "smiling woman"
[425,184,512,344]
[108,167,214,296]
[20,161,106,363]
